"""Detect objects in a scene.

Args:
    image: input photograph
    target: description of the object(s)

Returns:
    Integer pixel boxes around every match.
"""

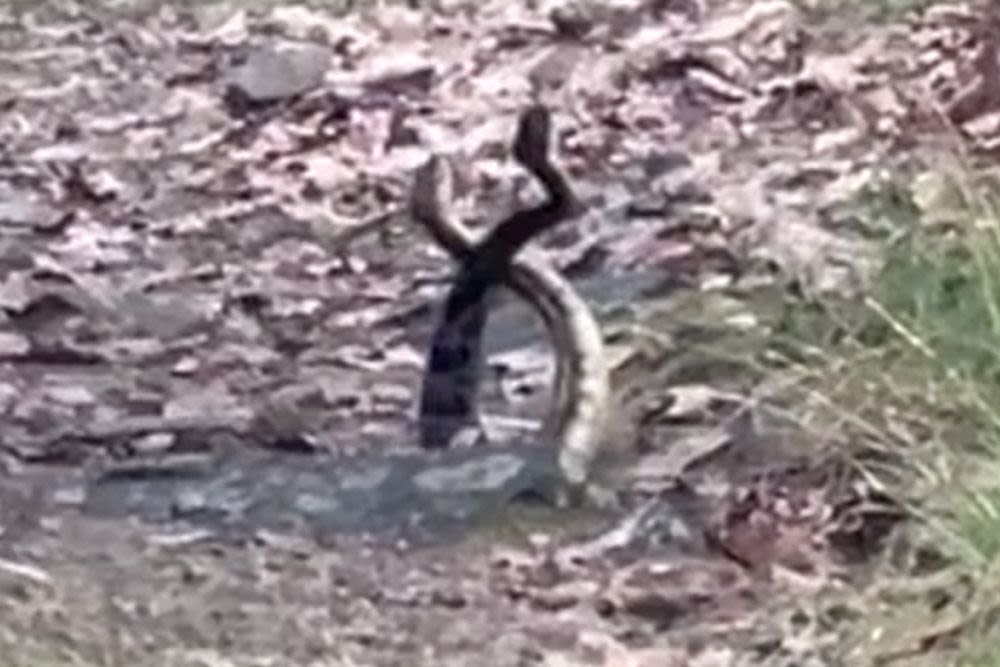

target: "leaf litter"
[0,0,993,665]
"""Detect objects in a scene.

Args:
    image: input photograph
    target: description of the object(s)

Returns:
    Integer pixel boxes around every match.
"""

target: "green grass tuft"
[767,163,1000,664]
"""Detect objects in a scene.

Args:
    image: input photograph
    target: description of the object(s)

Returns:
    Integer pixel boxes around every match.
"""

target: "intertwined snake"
[409,105,609,499]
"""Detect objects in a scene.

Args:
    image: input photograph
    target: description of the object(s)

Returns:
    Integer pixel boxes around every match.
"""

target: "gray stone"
[225,43,330,102]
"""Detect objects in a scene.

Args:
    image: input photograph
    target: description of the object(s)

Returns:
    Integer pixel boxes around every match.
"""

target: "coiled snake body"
[410,106,609,499]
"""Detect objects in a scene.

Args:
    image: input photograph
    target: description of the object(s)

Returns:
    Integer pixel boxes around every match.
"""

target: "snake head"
[410,154,454,225]
[512,104,552,170]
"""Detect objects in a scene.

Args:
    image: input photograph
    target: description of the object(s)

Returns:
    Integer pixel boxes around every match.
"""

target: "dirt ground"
[0,0,993,665]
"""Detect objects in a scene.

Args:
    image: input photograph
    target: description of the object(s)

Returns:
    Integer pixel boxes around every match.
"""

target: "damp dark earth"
[0,1,998,665]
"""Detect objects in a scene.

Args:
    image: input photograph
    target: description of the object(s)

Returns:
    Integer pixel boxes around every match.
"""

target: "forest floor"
[0,0,997,665]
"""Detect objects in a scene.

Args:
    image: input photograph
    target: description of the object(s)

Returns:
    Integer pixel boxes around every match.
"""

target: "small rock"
[225,42,330,103]
[0,197,62,231]
[130,432,176,455]
[171,356,200,376]
[171,488,208,517]
[52,485,86,507]
[43,384,96,407]
[0,332,29,358]
[362,51,435,96]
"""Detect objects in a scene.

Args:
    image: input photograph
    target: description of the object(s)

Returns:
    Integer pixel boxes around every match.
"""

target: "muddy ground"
[0,0,993,665]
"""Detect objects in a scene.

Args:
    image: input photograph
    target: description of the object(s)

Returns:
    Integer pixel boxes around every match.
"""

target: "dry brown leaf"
[945,40,1000,124]
[693,0,799,44]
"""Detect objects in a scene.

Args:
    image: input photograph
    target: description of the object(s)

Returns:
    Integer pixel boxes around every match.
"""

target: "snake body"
[410,105,609,495]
